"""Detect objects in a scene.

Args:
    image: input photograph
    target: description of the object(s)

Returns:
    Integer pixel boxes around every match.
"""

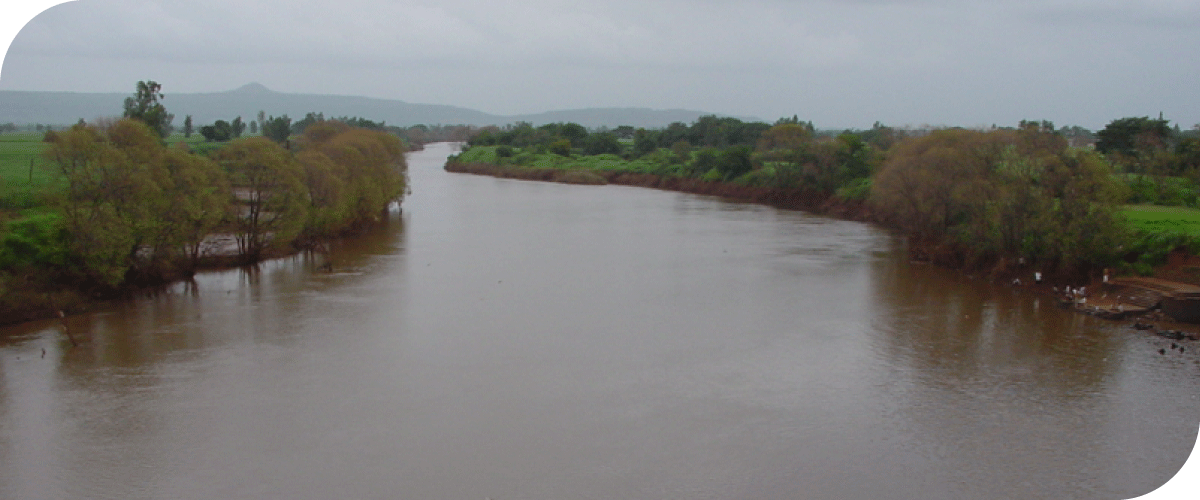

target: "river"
[1,142,1197,499]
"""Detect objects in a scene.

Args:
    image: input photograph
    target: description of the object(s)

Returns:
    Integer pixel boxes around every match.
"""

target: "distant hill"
[0,83,743,129]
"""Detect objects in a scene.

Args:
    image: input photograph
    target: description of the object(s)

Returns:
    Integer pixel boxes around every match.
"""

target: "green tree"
[122,80,174,138]
[199,120,233,142]
[633,129,657,157]
[232,116,246,138]
[689,148,720,177]
[300,122,408,227]
[44,119,171,286]
[548,139,572,157]
[583,132,622,155]
[261,115,292,143]
[214,138,308,261]
[249,120,258,135]
[670,140,692,165]
[158,147,231,272]
[183,115,193,138]
[871,128,1124,272]
[1095,116,1173,161]
[756,123,812,153]
[716,146,754,179]
[296,149,350,239]
[291,112,325,135]
[559,122,588,147]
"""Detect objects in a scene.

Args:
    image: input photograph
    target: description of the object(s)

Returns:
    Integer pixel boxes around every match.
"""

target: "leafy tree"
[158,147,231,271]
[716,146,754,179]
[291,112,325,135]
[43,119,171,286]
[559,122,588,147]
[122,80,174,137]
[870,128,1124,271]
[296,149,349,238]
[261,115,292,143]
[633,129,657,157]
[183,115,193,138]
[858,122,901,151]
[548,139,572,157]
[583,132,622,156]
[670,140,692,165]
[199,120,233,142]
[214,138,307,261]
[1095,116,1172,159]
[689,148,720,177]
[232,116,246,138]
[300,122,408,225]
[835,133,875,181]
[757,123,812,153]
[249,120,258,135]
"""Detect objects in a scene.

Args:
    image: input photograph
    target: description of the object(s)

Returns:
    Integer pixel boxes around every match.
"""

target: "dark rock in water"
[1160,348,1167,355]
[1133,322,1155,331]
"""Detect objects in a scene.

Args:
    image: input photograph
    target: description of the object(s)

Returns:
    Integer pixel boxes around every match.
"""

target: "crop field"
[1123,204,1200,235]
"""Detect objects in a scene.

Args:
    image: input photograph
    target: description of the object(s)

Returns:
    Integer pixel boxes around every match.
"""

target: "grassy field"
[1123,204,1200,235]
[0,132,59,210]
[0,131,231,212]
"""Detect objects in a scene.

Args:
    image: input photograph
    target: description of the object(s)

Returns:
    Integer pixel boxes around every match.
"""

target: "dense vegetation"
[449,116,1200,279]
[0,82,410,324]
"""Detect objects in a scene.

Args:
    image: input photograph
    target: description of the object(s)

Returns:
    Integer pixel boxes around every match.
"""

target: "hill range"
[0,83,745,129]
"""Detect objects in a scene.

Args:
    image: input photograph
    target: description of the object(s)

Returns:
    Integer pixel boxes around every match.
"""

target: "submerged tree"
[43,118,234,285]
[214,137,307,262]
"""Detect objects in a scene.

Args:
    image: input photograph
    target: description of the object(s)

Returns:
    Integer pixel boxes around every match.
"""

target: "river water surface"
[1,142,1197,499]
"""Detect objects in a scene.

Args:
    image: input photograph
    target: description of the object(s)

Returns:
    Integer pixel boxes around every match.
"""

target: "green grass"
[0,133,59,210]
[1123,205,1200,235]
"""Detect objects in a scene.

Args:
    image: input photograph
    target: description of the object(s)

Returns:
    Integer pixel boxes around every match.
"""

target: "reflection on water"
[1,143,1196,499]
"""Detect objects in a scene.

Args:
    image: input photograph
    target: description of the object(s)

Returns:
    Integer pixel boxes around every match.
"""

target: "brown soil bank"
[446,162,872,220]
[445,162,605,185]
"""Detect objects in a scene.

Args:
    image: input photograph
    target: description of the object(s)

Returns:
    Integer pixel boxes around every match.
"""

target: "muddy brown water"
[1,142,1197,499]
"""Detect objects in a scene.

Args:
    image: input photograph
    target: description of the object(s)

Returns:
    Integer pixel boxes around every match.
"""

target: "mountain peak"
[232,82,271,93]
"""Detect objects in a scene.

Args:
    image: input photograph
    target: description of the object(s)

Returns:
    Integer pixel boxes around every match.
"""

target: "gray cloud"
[2,0,1198,129]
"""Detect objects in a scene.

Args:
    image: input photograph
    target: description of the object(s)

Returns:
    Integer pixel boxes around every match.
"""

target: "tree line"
[2,81,410,301]
[454,113,1200,277]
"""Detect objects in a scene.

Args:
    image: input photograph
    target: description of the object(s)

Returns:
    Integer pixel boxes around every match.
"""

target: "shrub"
[0,212,70,270]
[835,178,872,201]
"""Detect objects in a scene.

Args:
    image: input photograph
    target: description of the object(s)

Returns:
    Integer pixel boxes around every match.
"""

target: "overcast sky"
[1,0,1198,130]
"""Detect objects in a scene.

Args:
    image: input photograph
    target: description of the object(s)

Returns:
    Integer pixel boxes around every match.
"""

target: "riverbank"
[0,213,404,328]
[445,160,873,220]
[445,159,1200,334]
[0,246,290,327]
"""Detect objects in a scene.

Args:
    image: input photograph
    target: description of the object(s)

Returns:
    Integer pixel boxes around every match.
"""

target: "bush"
[0,212,70,270]
[549,139,572,157]
[835,177,872,200]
